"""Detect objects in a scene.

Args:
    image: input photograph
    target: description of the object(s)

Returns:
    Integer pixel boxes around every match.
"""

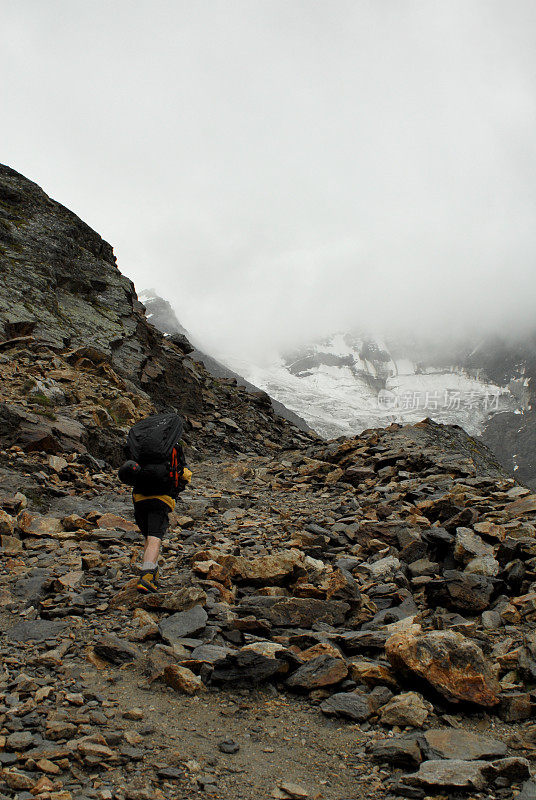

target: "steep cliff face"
[0,166,146,376]
[0,165,315,462]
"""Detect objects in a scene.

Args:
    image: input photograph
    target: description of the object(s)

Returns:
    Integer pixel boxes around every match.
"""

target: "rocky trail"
[4,409,536,800]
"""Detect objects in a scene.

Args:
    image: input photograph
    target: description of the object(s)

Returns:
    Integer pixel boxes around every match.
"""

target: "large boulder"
[385,630,500,707]
[158,605,208,644]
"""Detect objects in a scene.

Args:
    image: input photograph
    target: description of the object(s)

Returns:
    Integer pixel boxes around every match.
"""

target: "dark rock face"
[0,164,203,415]
[471,331,536,487]
[0,165,143,375]
[481,409,536,488]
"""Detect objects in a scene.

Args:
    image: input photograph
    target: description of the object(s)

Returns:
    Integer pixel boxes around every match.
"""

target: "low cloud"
[2,1,536,360]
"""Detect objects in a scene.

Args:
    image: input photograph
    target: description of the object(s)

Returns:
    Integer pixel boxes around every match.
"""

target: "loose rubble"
[3,410,536,799]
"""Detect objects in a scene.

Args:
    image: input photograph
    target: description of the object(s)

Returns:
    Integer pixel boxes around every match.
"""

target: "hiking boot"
[136,566,159,594]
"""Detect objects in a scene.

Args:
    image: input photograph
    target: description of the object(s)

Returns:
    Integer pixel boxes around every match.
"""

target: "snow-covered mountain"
[140,290,535,486]
[225,332,523,440]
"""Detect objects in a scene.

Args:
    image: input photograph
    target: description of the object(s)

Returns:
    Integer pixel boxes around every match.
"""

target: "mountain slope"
[140,290,312,433]
[0,164,314,461]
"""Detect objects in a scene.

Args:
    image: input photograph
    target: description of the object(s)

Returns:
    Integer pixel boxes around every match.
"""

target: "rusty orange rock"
[385,629,500,707]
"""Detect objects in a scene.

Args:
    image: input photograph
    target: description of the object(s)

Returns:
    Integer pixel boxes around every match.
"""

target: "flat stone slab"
[238,596,349,627]
[6,619,66,642]
[369,736,422,769]
[406,759,489,790]
[320,692,373,722]
[158,605,208,644]
[405,757,530,791]
[422,728,507,761]
[190,644,232,664]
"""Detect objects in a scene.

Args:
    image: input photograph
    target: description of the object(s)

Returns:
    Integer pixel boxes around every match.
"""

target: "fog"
[2,1,536,361]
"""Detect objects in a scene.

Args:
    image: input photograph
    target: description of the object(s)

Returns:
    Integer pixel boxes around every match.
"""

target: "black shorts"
[134,498,170,540]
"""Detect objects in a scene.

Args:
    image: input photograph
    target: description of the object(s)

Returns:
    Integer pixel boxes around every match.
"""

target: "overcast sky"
[2,1,536,360]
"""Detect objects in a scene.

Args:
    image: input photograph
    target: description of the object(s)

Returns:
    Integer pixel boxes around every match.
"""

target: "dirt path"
[84,669,384,800]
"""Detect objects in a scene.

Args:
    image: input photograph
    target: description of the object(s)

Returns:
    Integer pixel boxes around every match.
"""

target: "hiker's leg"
[134,500,168,565]
[134,500,170,592]
[142,535,161,565]
[140,501,169,570]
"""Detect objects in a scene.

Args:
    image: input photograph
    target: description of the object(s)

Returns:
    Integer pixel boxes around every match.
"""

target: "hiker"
[118,412,192,593]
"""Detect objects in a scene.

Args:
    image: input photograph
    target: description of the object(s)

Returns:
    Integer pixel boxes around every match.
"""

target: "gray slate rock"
[519,779,536,800]
[218,738,240,754]
[424,570,494,613]
[405,757,530,791]
[211,650,282,686]
[421,729,507,761]
[6,731,35,751]
[190,644,231,663]
[6,619,66,642]
[321,686,391,721]
[286,655,348,690]
[94,633,140,664]
[369,736,422,768]
[238,596,349,627]
[320,692,374,722]
[12,569,52,606]
[158,605,208,644]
